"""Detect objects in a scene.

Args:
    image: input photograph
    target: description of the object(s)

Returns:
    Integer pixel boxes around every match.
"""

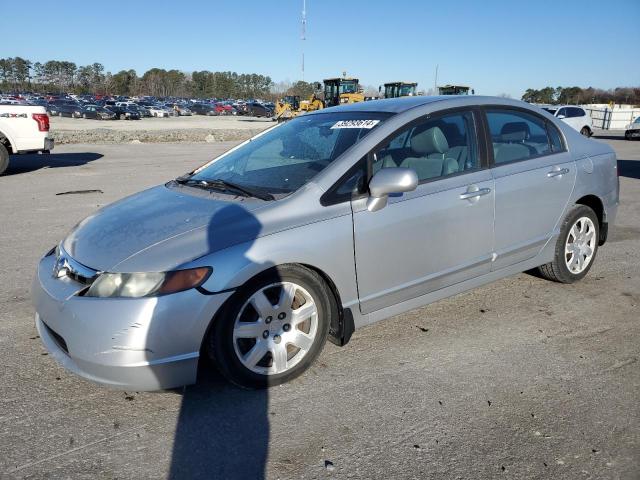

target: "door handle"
[547,167,569,178]
[459,187,491,200]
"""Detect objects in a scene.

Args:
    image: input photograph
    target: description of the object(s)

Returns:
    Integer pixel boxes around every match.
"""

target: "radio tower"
[301,0,306,81]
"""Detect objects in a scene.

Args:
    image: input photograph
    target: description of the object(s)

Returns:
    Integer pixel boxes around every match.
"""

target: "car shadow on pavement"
[166,203,273,479]
[6,152,103,175]
[238,118,274,123]
[618,159,640,180]
[593,134,625,141]
[168,366,269,480]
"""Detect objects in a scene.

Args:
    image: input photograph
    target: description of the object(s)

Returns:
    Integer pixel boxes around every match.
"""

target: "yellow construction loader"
[380,82,418,98]
[274,75,364,121]
[275,87,324,122]
[322,76,364,107]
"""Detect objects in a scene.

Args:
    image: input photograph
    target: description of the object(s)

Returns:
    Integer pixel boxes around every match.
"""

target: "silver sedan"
[32,96,619,390]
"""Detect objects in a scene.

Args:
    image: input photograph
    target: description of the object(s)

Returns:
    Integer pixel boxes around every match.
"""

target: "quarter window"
[486,109,552,164]
[566,107,586,118]
[373,111,479,182]
[547,122,565,153]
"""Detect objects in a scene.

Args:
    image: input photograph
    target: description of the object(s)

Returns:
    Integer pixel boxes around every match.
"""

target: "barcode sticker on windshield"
[331,119,380,129]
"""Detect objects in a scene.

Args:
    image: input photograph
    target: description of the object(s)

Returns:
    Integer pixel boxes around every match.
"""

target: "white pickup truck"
[0,104,54,174]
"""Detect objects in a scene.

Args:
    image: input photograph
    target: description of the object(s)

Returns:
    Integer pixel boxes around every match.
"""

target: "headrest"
[500,122,530,142]
[410,126,449,155]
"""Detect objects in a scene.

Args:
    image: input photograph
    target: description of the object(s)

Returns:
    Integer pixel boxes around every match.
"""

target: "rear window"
[486,109,553,164]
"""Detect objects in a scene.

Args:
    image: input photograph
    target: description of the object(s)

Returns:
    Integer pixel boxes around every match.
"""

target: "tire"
[82,113,87,119]
[120,114,126,120]
[580,127,591,137]
[625,131,631,140]
[0,142,10,175]
[206,264,334,389]
[537,205,599,283]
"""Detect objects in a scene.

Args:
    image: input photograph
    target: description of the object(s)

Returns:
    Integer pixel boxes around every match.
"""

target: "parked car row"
[1,92,277,121]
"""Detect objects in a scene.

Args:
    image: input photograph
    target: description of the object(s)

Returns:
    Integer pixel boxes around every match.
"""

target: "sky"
[1,0,639,98]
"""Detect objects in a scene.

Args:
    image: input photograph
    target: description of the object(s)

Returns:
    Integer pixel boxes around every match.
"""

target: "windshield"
[399,84,416,96]
[339,81,358,94]
[188,111,390,195]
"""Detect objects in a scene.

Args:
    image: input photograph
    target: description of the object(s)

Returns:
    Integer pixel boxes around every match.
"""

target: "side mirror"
[557,114,566,119]
[366,167,418,212]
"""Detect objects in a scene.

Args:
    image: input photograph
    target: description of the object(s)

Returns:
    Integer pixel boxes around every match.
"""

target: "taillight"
[32,113,50,132]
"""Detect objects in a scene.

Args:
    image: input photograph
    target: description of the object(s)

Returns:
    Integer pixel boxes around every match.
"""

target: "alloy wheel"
[232,282,318,375]
[565,216,596,274]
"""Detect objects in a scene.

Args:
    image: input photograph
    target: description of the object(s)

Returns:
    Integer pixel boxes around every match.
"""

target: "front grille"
[53,246,99,286]
[42,321,69,355]
[66,271,93,285]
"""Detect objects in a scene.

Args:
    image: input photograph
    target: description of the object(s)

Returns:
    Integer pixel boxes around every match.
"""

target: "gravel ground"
[49,115,273,144]
[0,134,638,479]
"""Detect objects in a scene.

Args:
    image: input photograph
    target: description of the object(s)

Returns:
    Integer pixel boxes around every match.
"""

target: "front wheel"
[206,265,333,389]
[538,205,599,283]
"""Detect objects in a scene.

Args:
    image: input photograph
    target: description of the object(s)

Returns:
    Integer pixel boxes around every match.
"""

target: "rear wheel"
[206,265,333,389]
[120,113,126,120]
[580,126,591,137]
[538,205,599,283]
[0,143,9,175]
[625,130,632,140]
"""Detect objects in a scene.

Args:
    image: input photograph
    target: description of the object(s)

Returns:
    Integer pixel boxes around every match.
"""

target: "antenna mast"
[301,0,306,81]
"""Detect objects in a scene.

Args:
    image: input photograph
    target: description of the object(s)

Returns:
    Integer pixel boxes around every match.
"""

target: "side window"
[374,111,479,182]
[546,121,565,153]
[567,107,585,118]
[486,109,552,164]
[334,157,367,197]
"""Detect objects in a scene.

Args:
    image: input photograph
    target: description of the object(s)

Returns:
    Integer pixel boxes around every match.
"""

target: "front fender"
[196,212,359,310]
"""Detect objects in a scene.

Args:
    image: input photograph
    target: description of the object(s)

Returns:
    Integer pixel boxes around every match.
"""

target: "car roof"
[307,95,537,115]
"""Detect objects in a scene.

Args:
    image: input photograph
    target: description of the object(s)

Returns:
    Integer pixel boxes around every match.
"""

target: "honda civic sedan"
[32,96,619,390]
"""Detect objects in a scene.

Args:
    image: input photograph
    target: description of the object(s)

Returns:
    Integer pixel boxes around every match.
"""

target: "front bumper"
[32,254,232,390]
[626,129,640,138]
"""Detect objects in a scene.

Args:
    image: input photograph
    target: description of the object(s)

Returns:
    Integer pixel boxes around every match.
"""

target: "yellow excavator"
[380,82,418,98]
[275,75,365,121]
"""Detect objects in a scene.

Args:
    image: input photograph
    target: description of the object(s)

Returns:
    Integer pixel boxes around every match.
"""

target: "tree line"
[522,86,640,106]
[0,57,274,99]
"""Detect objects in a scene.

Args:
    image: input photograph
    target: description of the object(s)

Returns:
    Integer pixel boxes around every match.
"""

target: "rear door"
[485,108,576,270]
[352,109,495,314]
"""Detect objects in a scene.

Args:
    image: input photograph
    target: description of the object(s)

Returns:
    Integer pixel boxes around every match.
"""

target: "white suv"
[542,106,593,137]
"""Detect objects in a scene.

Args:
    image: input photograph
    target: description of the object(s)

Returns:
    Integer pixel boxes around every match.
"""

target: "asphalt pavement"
[0,133,638,479]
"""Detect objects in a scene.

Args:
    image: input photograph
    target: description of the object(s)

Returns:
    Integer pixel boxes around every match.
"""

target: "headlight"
[85,267,211,298]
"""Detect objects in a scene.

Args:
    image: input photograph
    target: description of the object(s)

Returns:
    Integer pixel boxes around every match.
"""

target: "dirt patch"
[50,128,267,145]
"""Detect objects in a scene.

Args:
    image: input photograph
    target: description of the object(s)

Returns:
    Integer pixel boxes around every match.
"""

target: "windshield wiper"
[175,177,274,201]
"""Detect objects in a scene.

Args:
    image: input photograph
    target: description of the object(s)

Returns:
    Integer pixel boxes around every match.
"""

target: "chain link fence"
[586,108,640,130]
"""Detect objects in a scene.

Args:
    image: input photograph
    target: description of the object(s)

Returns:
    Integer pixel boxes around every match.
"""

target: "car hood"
[62,185,267,272]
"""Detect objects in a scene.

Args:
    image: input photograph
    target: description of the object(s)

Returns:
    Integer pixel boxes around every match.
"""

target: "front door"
[352,109,495,314]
